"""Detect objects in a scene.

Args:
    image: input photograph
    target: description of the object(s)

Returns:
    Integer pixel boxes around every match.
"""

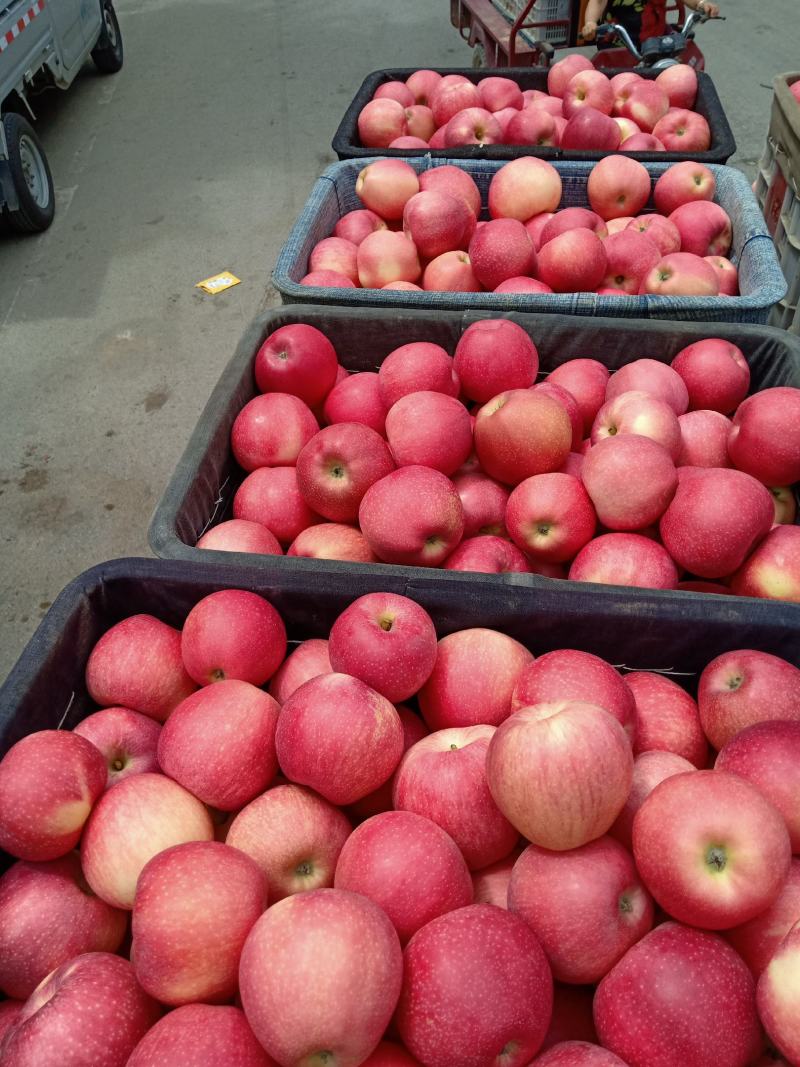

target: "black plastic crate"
[2,557,799,759]
[148,304,800,616]
[331,66,736,164]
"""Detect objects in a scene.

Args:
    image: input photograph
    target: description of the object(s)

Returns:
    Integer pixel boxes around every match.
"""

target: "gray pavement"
[0,0,796,680]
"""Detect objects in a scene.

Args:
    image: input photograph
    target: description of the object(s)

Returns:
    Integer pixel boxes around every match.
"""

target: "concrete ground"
[0,0,796,680]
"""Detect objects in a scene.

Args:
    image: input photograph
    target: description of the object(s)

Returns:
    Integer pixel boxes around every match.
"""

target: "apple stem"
[295,860,314,877]
[726,675,743,690]
[705,845,727,872]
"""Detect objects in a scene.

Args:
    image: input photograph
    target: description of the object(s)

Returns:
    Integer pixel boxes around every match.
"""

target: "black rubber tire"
[91,1,124,74]
[1,112,55,233]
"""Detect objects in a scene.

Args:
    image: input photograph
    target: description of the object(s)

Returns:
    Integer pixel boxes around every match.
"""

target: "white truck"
[0,0,123,233]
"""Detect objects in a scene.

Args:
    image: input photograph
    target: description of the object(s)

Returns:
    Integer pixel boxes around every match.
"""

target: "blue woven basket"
[273,158,786,324]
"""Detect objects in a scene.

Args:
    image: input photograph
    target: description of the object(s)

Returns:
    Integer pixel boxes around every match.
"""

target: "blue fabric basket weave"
[272,158,786,324]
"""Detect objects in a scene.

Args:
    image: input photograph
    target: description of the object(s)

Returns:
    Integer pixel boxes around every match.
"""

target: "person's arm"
[581,0,608,40]
[683,0,721,16]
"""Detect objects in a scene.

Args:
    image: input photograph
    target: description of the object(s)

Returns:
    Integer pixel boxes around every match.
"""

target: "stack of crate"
[755,72,800,334]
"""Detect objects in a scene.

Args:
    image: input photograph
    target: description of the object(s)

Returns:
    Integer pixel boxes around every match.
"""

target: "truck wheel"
[92,1,124,74]
[1,113,55,233]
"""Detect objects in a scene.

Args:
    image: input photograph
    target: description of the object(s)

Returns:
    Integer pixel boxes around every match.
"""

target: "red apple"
[131,841,266,1005]
[86,615,196,723]
[358,465,464,566]
[358,98,408,147]
[619,81,669,131]
[487,701,633,850]
[627,213,681,255]
[356,159,419,220]
[346,706,429,824]
[587,155,651,221]
[422,249,482,291]
[453,471,509,537]
[726,860,800,976]
[653,109,711,151]
[548,359,610,434]
[641,251,720,296]
[594,923,760,1067]
[73,707,160,789]
[731,525,800,603]
[180,590,286,687]
[488,157,562,220]
[698,648,800,750]
[334,810,472,943]
[706,255,739,294]
[525,211,556,250]
[239,889,402,1067]
[396,904,553,1067]
[454,319,539,404]
[444,106,502,147]
[478,76,523,112]
[656,64,698,108]
[375,81,415,107]
[509,836,653,983]
[418,165,481,218]
[609,750,696,850]
[233,466,320,546]
[327,592,437,703]
[309,237,359,284]
[406,69,442,106]
[625,671,708,767]
[226,783,351,900]
[606,357,689,414]
[334,208,386,246]
[471,849,521,908]
[757,922,800,1064]
[358,230,421,288]
[677,409,733,467]
[600,230,661,294]
[0,952,161,1067]
[621,132,665,151]
[532,381,583,451]
[430,79,481,127]
[268,638,331,704]
[230,393,318,471]
[547,54,594,98]
[254,323,339,408]
[393,725,519,870]
[378,342,458,407]
[195,519,282,555]
[385,391,472,476]
[418,627,532,731]
[81,772,214,909]
[126,1005,275,1067]
[654,160,715,215]
[445,535,530,573]
[300,269,357,289]
[538,228,608,293]
[563,70,614,118]
[561,107,621,150]
[582,434,676,531]
[670,201,732,257]
[659,466,774,579]
[716,720,800,851]
[728,387,800,485]
[402,189,474,259]
[287,523,377,562]
[157,680,279,810]
[0,853,126,999]
[506,107,558,146]
[633,769,791,928]
[569,532,679,589]
[475,389,572,484]
[512,649,635,739]
[540,208,607,245]
[506,472,597,561]
[275,673,403,805]
[469,218,536,290]
[0,731,106,862]
[592,390,681,459]
[296,423,395,522]
[323,371,388,435]
[534,1042,628,1065]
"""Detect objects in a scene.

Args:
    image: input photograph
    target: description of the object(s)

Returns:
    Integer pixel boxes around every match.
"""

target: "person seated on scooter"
[581,0,720,47]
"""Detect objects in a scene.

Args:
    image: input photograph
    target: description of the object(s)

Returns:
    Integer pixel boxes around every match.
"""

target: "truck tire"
[92,1,124,74]
[1,113,55,233]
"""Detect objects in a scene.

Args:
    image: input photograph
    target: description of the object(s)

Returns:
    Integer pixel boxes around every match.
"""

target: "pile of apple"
[356,59,711,155]
[302,155,738,297]
[1,586,800,1066]
[203,318,800,601]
